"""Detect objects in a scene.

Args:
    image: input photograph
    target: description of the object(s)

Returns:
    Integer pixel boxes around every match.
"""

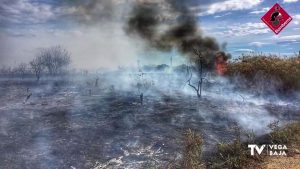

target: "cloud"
[294,15,300,25]
[0,0,131,25]
[202,0,262,15]
[274,35,300,45]
[214,12,232,18]
[283,0,299,3]
[0,0,60,25]
[215,22,270,37]
[278,35,300,40]
[234,49,254,52]
[249,42,270,47]
[249,7,270,14]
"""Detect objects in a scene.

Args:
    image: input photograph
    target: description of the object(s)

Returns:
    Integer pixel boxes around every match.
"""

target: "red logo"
[261,3,292,35]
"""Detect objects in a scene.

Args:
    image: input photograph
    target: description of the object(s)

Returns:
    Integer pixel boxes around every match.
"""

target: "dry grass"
[227,54,300,91]
[209,122,300,169]
[173,122,300,169]
[181,122,300,169]
[167,129,204,169]
[268,121,300,153]
[183,129,204,169]
[209,126,263,169]
[210,140,263,169]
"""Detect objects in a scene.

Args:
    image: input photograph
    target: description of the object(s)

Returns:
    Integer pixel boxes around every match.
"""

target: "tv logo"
[248,144,266,155]
[248,144,287,156]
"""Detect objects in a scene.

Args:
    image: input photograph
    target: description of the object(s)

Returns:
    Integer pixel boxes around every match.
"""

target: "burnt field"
[0,72,300,169]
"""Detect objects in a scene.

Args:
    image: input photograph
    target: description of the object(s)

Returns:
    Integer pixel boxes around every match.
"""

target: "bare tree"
[14,63,27,78]
[40,46,71,75]
[186,49,208,98]
[30,56,44,81]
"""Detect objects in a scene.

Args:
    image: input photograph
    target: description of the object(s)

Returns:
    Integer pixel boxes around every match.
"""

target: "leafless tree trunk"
[95,77,99,87]
[30,56,44,81]
[186,49,207,98]
[14,63,27,79]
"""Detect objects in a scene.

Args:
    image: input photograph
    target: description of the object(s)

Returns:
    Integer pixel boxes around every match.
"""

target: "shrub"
[166,129,204,169]
[268,121,300,149]
[212,140,248,169]
[227,54,300,91]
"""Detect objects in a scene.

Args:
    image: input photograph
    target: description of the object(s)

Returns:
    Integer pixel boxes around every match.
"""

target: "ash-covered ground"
[0,72,299,169]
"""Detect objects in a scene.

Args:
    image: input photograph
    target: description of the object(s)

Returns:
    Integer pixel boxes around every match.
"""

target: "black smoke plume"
[127,3,160,42]
[126,0,226,69]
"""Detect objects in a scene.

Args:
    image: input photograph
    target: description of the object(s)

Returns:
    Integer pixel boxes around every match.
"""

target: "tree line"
[0,46,71,81]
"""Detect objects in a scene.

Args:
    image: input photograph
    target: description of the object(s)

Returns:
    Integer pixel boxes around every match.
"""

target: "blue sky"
[0,0,299,69]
